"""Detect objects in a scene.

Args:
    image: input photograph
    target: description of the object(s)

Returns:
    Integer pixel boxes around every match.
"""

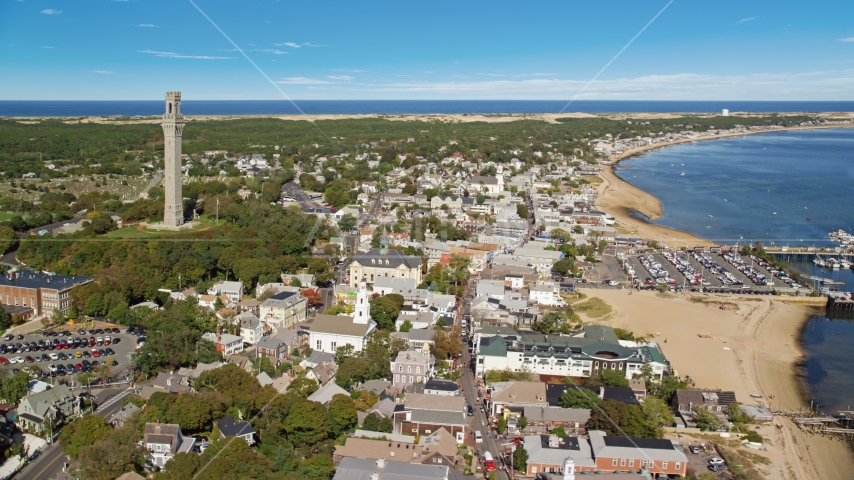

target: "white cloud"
[41,46,56,49]
[328,71,854,100]
[274,42,301,48]
[93,70,114,74]
[331,69,366,73]
[479,73,506,77]
[735,16,757,25]
[838,37,854,42]
[302,42,322,47]
[276,77,333,85]
[138,24,158,28]
[254,49,288,55]
[40,9,61,15]
[326,75,354,81]
[137,49,232,60]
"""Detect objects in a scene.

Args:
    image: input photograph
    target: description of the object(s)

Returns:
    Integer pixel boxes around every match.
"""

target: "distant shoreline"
[596,124,854,248]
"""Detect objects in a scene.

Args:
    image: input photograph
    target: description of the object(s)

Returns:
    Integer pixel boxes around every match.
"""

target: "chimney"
[376,458,386,469]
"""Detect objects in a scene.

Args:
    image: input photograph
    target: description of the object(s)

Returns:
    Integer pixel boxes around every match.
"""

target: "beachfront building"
[473,325,669,380]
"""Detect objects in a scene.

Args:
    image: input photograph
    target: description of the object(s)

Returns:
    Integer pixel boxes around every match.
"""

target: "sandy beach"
[595,123,854,249]
[580,289,854,479]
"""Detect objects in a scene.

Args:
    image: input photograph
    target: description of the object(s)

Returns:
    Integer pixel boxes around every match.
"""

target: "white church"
[300,277,377,353]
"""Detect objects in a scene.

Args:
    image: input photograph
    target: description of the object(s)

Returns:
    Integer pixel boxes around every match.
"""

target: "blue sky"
[1,0,853,100]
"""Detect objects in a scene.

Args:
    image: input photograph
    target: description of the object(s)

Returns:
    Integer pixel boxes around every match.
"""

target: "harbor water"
[615,129,854,414]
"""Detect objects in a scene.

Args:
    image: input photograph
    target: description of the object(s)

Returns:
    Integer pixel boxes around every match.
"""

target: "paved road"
[141,174,161,197]
[281,181,323,210]
[460,349,512,479]
[14,387,134,480]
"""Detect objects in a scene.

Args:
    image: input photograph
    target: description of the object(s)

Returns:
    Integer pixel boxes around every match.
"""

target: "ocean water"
[615,129,854,414]
[614,128,854,247]
[2,100,854,117]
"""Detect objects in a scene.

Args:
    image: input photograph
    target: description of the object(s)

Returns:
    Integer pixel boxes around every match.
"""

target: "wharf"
[827,293,854,310]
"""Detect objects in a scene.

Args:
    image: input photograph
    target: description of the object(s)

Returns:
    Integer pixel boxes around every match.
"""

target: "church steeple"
[353,276,369,324]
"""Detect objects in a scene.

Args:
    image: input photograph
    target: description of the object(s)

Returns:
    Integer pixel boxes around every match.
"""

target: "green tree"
[2,371,29,405]
[333,344,356,365]
[75,425,145,480]
[59,415,112,458]
[335,357,370,389]
[399,319,413,332]
[559,387,602,410]
[693,407,726,432]
[0,226,18,255]
[301,454,335,480]
[338,213,357,231]
[642,397,674,433]
[518,416,528,430]
[324,179,352,209]
[360,330,406,379]
[587,399,659,438]
[531,311,567,334]
[328,394,358,435]
[369,294,404,331]
[512,445,528,472]
[600,368,629,388]
[286,377,319,398]
[516,204,528,219]
[284,400,333,447]
[361,412,381,431]
[378,417,393,433]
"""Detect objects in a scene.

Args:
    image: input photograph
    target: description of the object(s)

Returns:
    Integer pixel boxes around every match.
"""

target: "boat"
[807,218,812,221]
[814,256,826,267]
[708,215,714,218]
[680,171,685,176]
[773,212,777,216]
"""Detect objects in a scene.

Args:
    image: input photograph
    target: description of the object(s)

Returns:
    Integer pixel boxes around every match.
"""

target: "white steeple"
[563,457,575,480]
[353,277,369,324]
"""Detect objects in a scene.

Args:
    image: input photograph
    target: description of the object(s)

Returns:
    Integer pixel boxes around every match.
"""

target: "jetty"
[773,409,854,438]
[809,276,846,285]
[827,293,854,311]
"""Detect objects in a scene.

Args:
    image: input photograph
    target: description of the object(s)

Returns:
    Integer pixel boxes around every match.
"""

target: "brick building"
[0,271,92,317]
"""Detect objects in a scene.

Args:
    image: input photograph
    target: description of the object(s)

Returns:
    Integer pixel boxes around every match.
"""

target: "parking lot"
[682,442,729,478]
[0,324,144,382]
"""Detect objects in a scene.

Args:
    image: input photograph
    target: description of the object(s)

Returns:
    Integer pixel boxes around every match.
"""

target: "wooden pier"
[773,410,854,437]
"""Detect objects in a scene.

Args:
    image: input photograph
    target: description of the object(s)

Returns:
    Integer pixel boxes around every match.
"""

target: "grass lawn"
[0,212,22,222]
[573,297,613,318]
[103,215,225,239]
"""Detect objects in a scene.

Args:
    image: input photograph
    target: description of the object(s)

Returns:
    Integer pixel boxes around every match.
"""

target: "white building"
[202,330,245,356]
[208,280,244,303]
[237,312,263,345]
[528,284,565,307]
[301,278,377,353]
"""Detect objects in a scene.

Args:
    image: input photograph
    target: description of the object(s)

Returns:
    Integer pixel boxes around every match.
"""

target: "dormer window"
[371,259,376,264]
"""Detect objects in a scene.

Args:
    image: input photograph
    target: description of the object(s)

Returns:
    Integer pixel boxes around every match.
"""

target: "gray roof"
[260,290,305,308]
[358,380,391,396]
[303,351,335,367]
[0,271,92,292]
[351,249,422,269]
[409,409,466,427]
[333,457,456,480]
[257,337,284,351]
[303,314,375,337]
[524,434,596,468]
[424,379,459,393]
[523,406,590,424]
[217,416,255,437]
[469,175,499,185]
[307,382,349,405]
[19,385,76,419]
[143,423,183,454]
[391,329,436,343]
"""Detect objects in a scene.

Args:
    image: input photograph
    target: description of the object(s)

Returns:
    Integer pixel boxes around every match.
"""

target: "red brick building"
[0,271,92,317]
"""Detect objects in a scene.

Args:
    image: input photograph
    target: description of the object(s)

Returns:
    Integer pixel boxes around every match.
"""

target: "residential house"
[521,406,590,435]
[16,385,79,433]
[489,381,548,416]
[390,329,436,350]
[237,312,264,345]
[394,393,467,443]
[109,403,140,428]
[422,379,460,397]
[258,291,308,329]
[216,416,255,445]
[202,329,245,356]
[307,381,349,406]
[256,337,288,366]
[143,421,195,468]
[307,361,338,386]
[391,347,434,391]
[208,280,244,303]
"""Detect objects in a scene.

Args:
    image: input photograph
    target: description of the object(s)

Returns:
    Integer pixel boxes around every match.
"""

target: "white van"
[475,431,483,443]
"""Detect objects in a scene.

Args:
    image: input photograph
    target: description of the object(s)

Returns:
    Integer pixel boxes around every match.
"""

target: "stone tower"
[161,92,185,227]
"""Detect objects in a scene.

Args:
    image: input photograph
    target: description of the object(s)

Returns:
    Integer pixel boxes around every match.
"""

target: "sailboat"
[680,171,685,176]
[773,212,777,216]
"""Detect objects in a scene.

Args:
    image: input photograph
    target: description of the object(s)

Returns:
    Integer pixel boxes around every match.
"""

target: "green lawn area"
[104,215,225,239]
[0,212,21,222]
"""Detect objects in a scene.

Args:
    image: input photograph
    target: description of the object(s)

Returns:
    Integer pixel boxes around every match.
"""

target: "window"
[409,376,413,383]
[331,341,337,350]
[662,461,668,469]
[155,444,162,452]
[407,365,412,373]
[316,340,322,350]
[398,365,403,372]
[674,462,680,471]
[394,375,399,382]
[620,458,626,467]
[629,459,634,467]
[424,429,431,434]
[416,366,421,373]
[641,460,647,467]
[612,459,618,467]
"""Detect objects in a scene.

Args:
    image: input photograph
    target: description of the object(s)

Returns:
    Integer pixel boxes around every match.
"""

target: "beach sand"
[595,124,854,249]
[583,289,854,479]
